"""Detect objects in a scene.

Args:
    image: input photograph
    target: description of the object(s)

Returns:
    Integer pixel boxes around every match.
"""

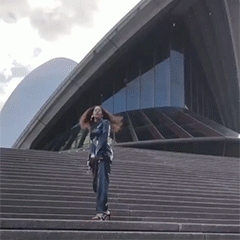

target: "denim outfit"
[89,119,113,212]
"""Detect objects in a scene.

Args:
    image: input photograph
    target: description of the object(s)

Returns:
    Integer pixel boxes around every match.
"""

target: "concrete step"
[1,206,239,221]
[2,160,239,187]
[2,156,239,179]
[1,214,239,224]
[2,147,239,174]
[1,165,239,187]
[1,181,238,197]
[1,165,238,191]
[1,147,239,236]
[2,173,238,193]
[1,186,239,201]
[3,192,239,206]
[1,213,240,225]
[1,230,239,240]
[1,170,238,192]
[1,219,240,233]
[1,201,238,216]
[2,198,238,210]
[1,180,238,195]
[1,220,240,240]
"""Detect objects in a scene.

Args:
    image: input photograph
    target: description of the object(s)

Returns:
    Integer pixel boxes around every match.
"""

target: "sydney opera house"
[1,1,240,238]
[2,0,239,157]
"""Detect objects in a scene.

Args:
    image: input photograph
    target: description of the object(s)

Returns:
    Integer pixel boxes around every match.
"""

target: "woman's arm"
[90,122,103,139]
[95,120,110,156]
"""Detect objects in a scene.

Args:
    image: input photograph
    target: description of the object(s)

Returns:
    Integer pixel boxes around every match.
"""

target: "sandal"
[101,211,111,221]
[92,213,103,220]
[92,211,110,221]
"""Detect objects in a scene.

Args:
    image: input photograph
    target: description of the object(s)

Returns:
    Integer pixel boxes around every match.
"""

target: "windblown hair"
[80,106,123,133]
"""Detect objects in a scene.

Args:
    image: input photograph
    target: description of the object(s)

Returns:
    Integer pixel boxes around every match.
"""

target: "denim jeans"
[96,158,111,212]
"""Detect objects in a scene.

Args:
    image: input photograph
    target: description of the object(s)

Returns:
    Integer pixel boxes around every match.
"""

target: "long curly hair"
[80,106,123,133]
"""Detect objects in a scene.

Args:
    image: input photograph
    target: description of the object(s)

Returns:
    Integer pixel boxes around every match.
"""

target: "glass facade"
[114,88,126,113]
[155,58,171,107]
[170,50,184,107]
[140,69,155,109]
[103,50,185,114]
[127,77,140,111]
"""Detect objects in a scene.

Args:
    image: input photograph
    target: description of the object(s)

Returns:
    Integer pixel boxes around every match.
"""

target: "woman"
[80,106,123,220]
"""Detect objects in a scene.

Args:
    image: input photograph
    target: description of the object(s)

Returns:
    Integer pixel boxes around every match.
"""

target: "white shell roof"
[0,58,77,147]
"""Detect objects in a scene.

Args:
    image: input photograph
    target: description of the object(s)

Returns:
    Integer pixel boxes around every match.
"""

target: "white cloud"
[1,0,100,42]
[0,59,31,111]
[0,18,44,67]
[32,48,42,58]
[28,0,62,9]
[11,60,30,78]
[0,0,142,111]
[0,0,30,23]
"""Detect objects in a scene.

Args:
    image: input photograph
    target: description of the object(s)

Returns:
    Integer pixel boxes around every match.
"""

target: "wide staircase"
[1,147,239,239]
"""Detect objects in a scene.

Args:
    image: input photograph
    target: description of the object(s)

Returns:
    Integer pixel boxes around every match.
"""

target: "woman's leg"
[91,160,98,193]
[96,158,110,212]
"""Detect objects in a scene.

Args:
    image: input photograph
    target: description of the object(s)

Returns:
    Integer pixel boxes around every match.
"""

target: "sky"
[0,0,142,111]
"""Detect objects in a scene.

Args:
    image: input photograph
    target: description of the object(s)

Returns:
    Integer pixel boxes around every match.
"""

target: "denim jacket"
[89,119,113,161]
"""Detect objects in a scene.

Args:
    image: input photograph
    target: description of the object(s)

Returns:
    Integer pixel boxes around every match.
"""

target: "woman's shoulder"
[102,119,110,124]
[102,119,111,129]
